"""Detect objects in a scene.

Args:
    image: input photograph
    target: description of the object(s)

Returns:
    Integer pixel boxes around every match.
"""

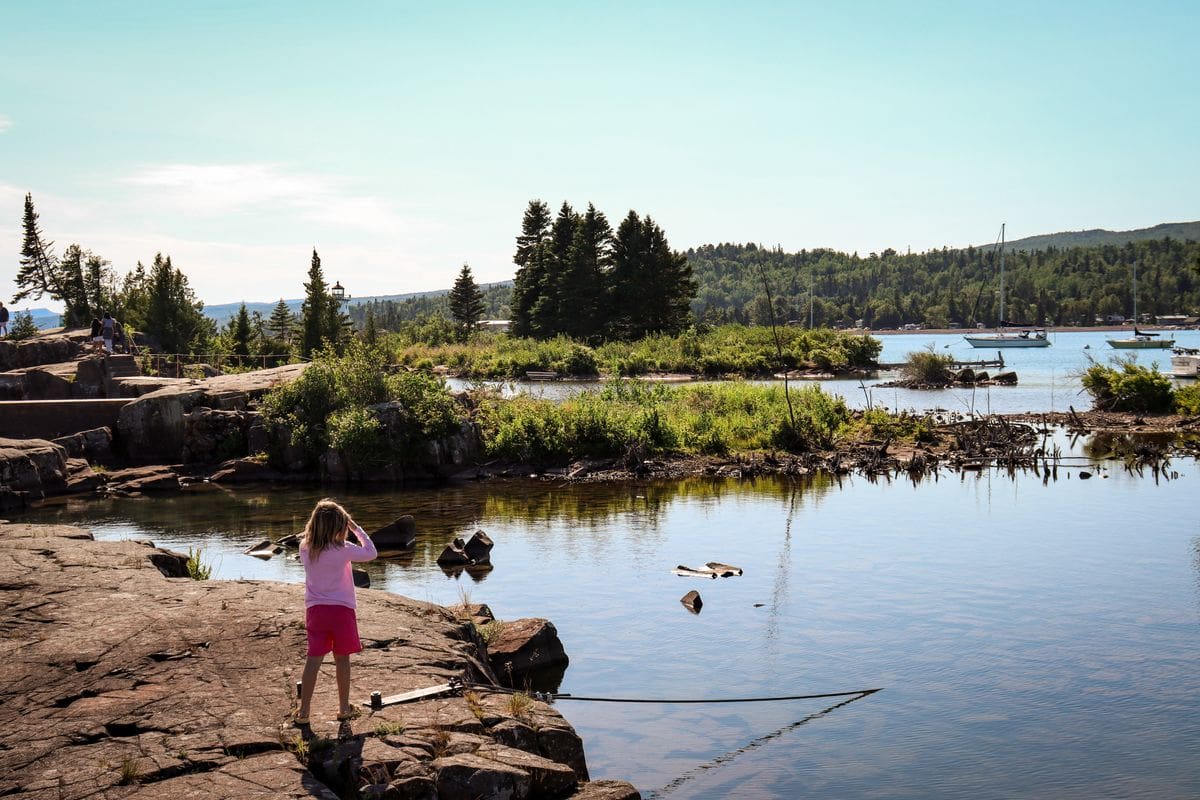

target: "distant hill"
[12,308,62,331]
[203,290,444,325]
[997,221,1200,252]
[202,282,514,326]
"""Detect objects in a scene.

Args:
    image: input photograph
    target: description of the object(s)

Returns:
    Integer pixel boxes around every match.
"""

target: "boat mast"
[998,223,1005,326]
[1132,260,1138,327]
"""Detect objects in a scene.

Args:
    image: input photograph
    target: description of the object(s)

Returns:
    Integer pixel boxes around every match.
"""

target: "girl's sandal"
[336,708,361,722]
[292,716,310,727]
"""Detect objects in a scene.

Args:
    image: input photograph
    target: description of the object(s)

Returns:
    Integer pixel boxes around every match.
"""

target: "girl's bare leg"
[334,654,352,715]
[298,655,323,719]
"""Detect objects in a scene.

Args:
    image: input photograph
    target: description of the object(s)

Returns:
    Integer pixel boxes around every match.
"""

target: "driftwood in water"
[243,539,282,560]
[673,565,717,579]
[673,562,744,579]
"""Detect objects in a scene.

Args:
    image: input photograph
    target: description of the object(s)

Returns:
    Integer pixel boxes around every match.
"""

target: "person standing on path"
[295,499,377,725]
[90,317,103,352]
[0,302,9,337]
[101,312,115,354]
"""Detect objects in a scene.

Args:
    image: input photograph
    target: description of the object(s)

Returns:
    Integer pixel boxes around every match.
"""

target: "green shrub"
[328,407,387,467]
[902,347,954,384]
[1081,358,1175,413]
[1175,383,1200,416]
[261,341,462,466]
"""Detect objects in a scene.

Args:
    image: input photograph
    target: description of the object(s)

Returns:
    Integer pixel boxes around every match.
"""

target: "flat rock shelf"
[0,523,639,800]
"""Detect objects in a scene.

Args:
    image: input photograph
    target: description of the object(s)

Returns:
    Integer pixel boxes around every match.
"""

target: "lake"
[449,329,1200,416]
[15,444,1200,798]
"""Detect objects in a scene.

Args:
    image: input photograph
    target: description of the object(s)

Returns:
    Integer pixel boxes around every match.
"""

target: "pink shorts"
[305,604,362,657]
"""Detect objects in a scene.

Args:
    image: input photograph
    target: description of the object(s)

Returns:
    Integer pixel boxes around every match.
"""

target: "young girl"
[295,499,377,724]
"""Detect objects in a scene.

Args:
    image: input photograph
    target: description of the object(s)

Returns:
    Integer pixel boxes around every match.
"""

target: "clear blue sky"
[1,0,1196,309]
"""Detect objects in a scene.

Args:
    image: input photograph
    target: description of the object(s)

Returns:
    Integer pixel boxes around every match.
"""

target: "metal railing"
[138,353,301,378]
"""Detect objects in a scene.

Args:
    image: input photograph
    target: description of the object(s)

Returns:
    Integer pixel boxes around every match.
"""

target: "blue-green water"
[15,452,1200,798]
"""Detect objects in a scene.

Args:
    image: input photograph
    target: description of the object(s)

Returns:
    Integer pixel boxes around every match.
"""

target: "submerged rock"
[437,530,494,566]
[370,515,416,550]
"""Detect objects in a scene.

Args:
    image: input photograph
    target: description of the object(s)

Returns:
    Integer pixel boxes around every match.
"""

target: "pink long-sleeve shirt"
[300,525,377,609]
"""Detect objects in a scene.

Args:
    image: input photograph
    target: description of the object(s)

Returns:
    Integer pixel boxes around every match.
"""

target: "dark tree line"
[686,238,1200,329]
[509,200,697,341]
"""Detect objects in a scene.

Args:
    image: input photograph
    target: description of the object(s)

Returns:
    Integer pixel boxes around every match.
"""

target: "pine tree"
[301,249,334,357]
[144,253,213,353]
[363,305,378,346]
[230,303,253,356]
[14,193,57,307]
[510,200,551,337]
[267,299,295,346]
[7,311,39,341]
[609,212,696,339]
[449,263,486,341]
[55,245,92,326]
[640,216,696,335]
[117,262,150,331]
[531,202,578,337]
[560,203,612,341]
[13,195,117,328]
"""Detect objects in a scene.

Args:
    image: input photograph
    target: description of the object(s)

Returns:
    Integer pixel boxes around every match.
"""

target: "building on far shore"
[479,319,511,333]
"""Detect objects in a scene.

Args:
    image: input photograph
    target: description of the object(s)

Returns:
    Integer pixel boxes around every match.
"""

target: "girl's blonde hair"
[302,499,351,562]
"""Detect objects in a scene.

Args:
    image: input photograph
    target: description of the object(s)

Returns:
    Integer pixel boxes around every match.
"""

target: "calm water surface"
[450,329,1200,416]
[15,451,1200,798]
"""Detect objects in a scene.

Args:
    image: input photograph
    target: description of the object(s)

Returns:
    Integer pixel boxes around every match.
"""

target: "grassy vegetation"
[1080,358,1175,413]
[185,548,212,580]
[504,691,534,720]
[474,379,923,462]
[374,720,405,736]
[384,325,881,379]
[463,690,486,721]
[474,620,507,646]
[117,756,142,785]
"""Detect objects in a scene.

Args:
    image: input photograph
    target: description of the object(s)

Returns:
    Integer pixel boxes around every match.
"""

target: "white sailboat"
[1107,262,1175,349]
[963,223,1051,348]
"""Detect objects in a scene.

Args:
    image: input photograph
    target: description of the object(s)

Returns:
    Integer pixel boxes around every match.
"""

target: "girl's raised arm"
[346,523,377,562]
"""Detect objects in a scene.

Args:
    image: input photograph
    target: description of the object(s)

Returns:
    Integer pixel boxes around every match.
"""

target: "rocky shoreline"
[0,523,639,799]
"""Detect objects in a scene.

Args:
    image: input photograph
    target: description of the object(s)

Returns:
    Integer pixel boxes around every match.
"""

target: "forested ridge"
[685,237,1200,329]
[334,233,1198,335]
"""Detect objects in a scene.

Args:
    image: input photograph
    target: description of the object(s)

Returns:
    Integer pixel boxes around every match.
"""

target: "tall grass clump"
[186,548,212,580]
[260,341,462,466]
[1080,357,1174,413]
[476,380,854,461]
